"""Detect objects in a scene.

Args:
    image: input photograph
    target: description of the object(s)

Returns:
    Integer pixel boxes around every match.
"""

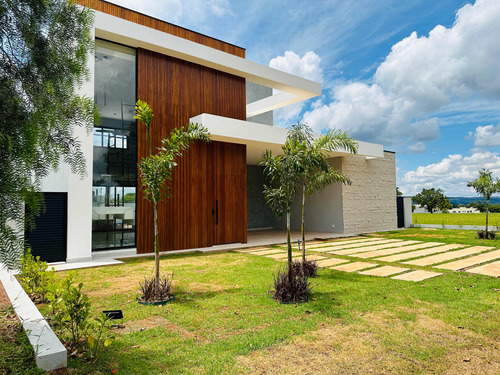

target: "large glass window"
[92,40,136,250]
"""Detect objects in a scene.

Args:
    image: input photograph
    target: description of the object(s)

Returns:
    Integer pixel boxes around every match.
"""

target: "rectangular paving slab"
[374,244,467,262]
[330,262,378,272]
[306,237,380,249]
[315,258,350,268]
[329,240,421,255]
[235,246,270,252]
[318,239,403,252]
[438,249,500,270]
[351,242,445,259]
[358,266,409,277]
[248,249,284,255]
[266,252,290,259]
[391,270,443,282]
[466,260,500,277]
[404,246,493,266]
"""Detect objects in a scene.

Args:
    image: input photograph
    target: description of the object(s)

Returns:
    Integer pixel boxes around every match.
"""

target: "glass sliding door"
[92,40,136,250]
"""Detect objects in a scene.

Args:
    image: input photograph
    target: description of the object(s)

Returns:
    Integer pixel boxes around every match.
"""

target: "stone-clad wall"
[341,151,397,233]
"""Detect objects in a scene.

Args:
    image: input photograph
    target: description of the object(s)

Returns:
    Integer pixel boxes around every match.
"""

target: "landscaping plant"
[287,123,357,276]
[261,138,308,302]
[19,249,55,303]
[0,0,99,269]
[467,169,500,238]
[134,100,210,301]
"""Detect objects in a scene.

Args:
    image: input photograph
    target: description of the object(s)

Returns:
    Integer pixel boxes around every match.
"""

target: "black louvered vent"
[25,193,67,263]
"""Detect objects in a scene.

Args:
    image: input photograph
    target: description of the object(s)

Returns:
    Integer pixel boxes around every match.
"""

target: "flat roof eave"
[190,114,384,165]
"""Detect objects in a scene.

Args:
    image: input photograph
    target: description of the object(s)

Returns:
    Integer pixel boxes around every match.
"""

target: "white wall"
[40,29,95,262]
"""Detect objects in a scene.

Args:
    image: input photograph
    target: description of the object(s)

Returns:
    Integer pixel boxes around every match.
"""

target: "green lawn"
[413,213,500,227]
[3,229,500,374]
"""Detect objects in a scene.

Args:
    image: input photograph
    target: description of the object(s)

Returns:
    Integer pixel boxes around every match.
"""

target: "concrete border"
[0,265,67,371]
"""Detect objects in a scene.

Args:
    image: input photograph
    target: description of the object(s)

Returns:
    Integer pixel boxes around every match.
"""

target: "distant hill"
[448,197,500,205]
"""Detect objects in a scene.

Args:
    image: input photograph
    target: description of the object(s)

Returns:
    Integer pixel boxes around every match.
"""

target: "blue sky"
[109,0,500,197]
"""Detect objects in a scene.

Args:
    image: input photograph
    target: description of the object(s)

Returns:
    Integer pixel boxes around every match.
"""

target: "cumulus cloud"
[470,124,500,147]
[400,151,500,196]
[269,51,323,126]
[302,0,500,148]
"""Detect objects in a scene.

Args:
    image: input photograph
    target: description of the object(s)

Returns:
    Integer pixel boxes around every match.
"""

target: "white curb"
[0,266,67,371]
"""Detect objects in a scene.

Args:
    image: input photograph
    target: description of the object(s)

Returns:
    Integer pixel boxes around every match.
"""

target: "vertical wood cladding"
[76,0,245,58]
[137,49,247,253]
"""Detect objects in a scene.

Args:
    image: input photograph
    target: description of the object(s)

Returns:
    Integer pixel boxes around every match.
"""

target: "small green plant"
[51,273,91,347]
[19,249,54,303]
[87,313,113,362]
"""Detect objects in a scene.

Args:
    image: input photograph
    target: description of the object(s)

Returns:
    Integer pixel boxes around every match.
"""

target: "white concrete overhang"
[92,11,322,119]
[190,114,384,165]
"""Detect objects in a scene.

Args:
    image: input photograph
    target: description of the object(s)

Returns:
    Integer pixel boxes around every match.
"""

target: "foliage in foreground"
[467,169,500,235]
[271,266,311,303]
[0,0,99,269]
[134,100,210,293]
[292,259,319,278]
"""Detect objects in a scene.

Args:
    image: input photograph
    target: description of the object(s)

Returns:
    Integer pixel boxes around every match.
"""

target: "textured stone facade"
[341,151,397,233]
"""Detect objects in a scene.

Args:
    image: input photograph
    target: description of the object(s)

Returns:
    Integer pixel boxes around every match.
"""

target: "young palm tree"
[261,138,307,280]
[467,169,500,236]
[288,123,357,262]
[134,100,210,288]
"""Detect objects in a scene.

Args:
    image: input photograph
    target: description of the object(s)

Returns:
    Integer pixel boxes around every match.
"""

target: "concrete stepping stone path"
[265,252,290,259]
[438,249,500,271]
[391,270,443,282]
[466,260,500,277]
[306,237,381,249]
[320,239,402,252]
[248,249,284,255]
[404,246,493,266]
[235,247,270,253]
[359,266,409,277]
[374,244,467,262]
[351,242,445,259]
[331,262,378,272]
[315,258,350,268]
[329,240,421,256]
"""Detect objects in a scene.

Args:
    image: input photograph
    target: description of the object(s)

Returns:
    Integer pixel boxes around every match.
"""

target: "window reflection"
[92,40,136,250]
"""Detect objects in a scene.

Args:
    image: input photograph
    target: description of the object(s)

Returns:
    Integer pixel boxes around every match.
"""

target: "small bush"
[271,267,311,304]
[19,249,54,303]
[477,230,496,239]
[292,259,319,278]
[139,275,174,302]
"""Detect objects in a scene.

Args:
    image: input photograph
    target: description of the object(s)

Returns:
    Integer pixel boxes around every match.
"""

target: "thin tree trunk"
[485,199,489,234]
[301,184,306,263]
[286,209,292,282]
[154,200,160,281]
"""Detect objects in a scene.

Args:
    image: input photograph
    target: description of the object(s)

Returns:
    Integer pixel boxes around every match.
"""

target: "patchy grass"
[0,307,44,374]
[413,213,500,227]
[32,233,500,374]
[370,227,500,247]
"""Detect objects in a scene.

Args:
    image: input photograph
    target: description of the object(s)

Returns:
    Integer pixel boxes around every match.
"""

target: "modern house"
[27,0,397,263]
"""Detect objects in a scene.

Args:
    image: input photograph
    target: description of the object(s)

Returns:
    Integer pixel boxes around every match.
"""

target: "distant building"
[449,207,480,214]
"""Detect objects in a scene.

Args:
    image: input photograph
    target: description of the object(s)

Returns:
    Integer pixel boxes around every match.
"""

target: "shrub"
[477,230,496,239]
[292,259,319,278]
[139,275,174,302]
[87,313,113,362]
[51,273,91,347]
[271,267,311,303]
[18,249,54,303]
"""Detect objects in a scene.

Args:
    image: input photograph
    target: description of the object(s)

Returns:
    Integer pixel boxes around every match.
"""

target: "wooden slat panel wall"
[76,0,245,58]
[215,142,247,244]
[136,49,246,253]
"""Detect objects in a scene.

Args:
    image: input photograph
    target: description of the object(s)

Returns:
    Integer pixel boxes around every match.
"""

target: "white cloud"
[269,51,323,126]
[470,124,500,147]
[302,0,500,149]
[400,151,500,196]
[407,142,427,154]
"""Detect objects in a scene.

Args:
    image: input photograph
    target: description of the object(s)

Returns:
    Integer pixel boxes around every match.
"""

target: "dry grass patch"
[237,310,500,374]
